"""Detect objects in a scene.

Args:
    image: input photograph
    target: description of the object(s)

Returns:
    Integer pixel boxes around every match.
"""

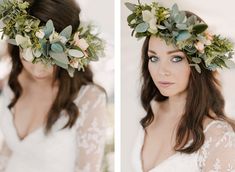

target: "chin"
[159,89,187,98]
[32,73,52,80]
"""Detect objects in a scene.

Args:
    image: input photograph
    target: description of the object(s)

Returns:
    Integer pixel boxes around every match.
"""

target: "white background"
[121,0,235,171]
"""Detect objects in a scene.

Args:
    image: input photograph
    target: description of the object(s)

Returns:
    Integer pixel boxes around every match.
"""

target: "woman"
[126,2,235,172]
[0,0,107,172]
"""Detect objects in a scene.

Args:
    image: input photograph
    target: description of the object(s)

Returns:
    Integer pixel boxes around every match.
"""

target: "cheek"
[176,63,191,88]
[148,62,157,81]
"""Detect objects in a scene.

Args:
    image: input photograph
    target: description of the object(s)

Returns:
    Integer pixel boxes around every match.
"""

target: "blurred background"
[121,0,235,171]
[0,0,114,171]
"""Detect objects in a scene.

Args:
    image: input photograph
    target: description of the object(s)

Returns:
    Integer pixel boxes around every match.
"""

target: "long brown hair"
[8,0,94,133]
[140,35,235,153]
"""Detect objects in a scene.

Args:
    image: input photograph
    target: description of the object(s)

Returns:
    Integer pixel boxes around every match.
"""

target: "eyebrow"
[148,49,182,54]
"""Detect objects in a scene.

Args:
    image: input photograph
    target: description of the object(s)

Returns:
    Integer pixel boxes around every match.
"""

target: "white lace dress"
[132,120,235,172]
[0,84,107,172]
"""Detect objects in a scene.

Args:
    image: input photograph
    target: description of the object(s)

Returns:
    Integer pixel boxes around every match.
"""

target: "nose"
[157,60,171,76]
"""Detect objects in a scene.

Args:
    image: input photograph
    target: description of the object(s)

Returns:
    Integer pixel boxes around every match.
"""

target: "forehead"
[148,36,179,53]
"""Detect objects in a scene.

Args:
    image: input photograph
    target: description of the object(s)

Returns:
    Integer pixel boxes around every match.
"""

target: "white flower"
[35,29,45,39]
[15,34,32,48]
[22,48,34,62]
[69,59,79,68]
[142,8,158,34]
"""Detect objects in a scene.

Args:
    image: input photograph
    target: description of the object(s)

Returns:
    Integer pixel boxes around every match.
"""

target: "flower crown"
[125,1,235,73]
[0,0,105,77]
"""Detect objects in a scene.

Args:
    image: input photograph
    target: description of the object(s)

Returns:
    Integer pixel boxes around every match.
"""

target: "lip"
[158,81,174,88]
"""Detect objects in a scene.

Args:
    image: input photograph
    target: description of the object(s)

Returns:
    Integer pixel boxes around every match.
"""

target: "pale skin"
[141,36,214,172]
[12,52,58,140]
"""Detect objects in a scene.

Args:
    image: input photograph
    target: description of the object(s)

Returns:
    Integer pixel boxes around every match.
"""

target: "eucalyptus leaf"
[43,20,54,37]
[54,60,68,69]
[60,25,72,39]
[68,49,84,58]
[157,25,167,30]
[33,49,42,58]
[171,3,179,17]
[186,16,196,26]
[195,64,201,73]
[51,43,64,53]
[49,51,69,64]
[6,39,17,45]
[125,2,136,11]
[135,22,149,33]
[193,24,208,34]
[176,31,191,41]
[175,11,185,24]
[192,57,202,64]
[67,66,75,77]
[225,59,235,68]
[176,23,187,30]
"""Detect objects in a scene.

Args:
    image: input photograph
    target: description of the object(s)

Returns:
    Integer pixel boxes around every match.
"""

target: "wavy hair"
[140,35,235,153]
[8,0,94,133]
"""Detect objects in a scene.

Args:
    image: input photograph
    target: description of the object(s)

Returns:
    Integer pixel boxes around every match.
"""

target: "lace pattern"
[74,85,107,172]
[198,120,235,172]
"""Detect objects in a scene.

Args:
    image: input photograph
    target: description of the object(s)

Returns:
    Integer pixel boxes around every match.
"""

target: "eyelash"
[148,55,183,63]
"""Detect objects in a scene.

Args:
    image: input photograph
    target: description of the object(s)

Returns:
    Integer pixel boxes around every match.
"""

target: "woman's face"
[148,36,191,97]
[20,52,55,80]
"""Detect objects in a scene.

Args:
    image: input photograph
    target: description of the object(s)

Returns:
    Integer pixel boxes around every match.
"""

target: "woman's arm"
[198,121,235,172]
[0,140,11,172]
[74,85,107,172]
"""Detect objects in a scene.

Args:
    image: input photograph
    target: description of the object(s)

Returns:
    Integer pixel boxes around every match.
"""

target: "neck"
[165,91,187,117]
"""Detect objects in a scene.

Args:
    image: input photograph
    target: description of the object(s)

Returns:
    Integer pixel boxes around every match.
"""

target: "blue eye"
[148,56,159,63]
[171,56,183,62]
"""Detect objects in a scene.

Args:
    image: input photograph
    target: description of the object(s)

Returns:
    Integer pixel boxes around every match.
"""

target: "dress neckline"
[3,85,44,142]
[139,120,224,172]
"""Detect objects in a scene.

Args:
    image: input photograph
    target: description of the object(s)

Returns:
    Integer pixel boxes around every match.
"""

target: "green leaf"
[125,2,136,11]
[54,60,68,69]
[186,15,197,26]
[193,24,208,34]
[67,66,75,77]
[175,11,185,23]
[135,22,149,33]
[176,23,187,30]
[195,64,201,73]
[192,57,202,64]
[33,49,42,58]
[225,59,235,68]
[157,25,167,30]
[68,49,84,58]
[171,3,179,17]
[49,51,69,65]
[44,20,54,37]
[127,13,136,23]
[176,31,191,41]
[190,64,201,73]
[7,39,17,45]
[60,25,72,39]
[51,43,64,53]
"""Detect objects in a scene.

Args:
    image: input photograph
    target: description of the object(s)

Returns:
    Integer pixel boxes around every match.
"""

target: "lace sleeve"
[74,85,107,172]
[0,140,11,172]
[198,120,235,172]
